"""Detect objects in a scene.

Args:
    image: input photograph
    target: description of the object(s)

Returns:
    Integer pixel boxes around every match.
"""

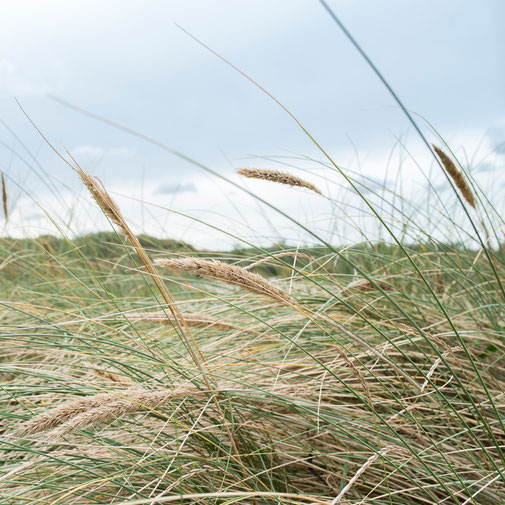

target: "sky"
[1,0,504,248]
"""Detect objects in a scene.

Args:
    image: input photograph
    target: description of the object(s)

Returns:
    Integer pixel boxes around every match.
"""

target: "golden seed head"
[155,257,295,305]
[432,145,475,208]
[237,168,322,195]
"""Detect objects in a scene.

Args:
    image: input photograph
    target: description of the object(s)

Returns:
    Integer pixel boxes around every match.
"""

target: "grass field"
[1,135,505,504]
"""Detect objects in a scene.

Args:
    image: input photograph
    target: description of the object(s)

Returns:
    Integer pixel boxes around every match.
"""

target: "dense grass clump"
[1,142,505,505]
[2,1,505,500]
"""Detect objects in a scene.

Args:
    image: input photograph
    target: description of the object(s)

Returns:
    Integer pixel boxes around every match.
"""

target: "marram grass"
[2,164,505,505]
[1,144,505,503]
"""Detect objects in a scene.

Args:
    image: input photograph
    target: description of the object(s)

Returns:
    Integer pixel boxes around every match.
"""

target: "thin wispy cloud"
[0,57,65,96]
[72,145,136,159]
[155,181,197,195]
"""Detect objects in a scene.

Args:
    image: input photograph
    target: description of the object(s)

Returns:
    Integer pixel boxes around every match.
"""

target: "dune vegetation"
[1,3,505,500]
[1,135,505,505]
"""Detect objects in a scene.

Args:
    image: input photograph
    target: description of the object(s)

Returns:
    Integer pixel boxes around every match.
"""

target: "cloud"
[473,161,497,173]
[494,141,505,155]
[24,212,44,221]
[486,123,505,155]
[357,175,394,189]
[0,57,65,96]
[72,145,136,159]
[155,181,197,194]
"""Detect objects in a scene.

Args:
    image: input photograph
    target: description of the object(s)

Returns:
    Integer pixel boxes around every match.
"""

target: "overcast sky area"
[1,0,504,249]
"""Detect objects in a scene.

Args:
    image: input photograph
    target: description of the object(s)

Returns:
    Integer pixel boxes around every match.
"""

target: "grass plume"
[1,171,7,221]
[155,257,295,305]
[22,387,195,437]
[21,390,132,435]
[432,145,476,208]
[237,167,322,195]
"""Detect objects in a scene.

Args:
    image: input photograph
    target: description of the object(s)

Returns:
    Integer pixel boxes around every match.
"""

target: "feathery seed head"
[155,257,295,305]
[76,168,130,235]
[432,145,476,208]
[237,168,322,195]
[1,171,7,221]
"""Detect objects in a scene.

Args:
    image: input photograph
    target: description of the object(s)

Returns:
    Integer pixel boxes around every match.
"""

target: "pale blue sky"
[1,0,504,246]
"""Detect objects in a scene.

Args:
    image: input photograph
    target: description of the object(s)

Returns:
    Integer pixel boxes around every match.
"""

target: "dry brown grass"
[348,278,393,293]
[237,168,322,195]
[155,257,295,305]
[128,311,240,332]
[432,145,476,208]
[92,368,135,385]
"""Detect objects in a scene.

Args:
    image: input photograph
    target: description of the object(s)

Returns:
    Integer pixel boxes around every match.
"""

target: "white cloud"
[4,126,505,249]
[71,145,136,159]
[0,57,65,96]
[155,181,196,194]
